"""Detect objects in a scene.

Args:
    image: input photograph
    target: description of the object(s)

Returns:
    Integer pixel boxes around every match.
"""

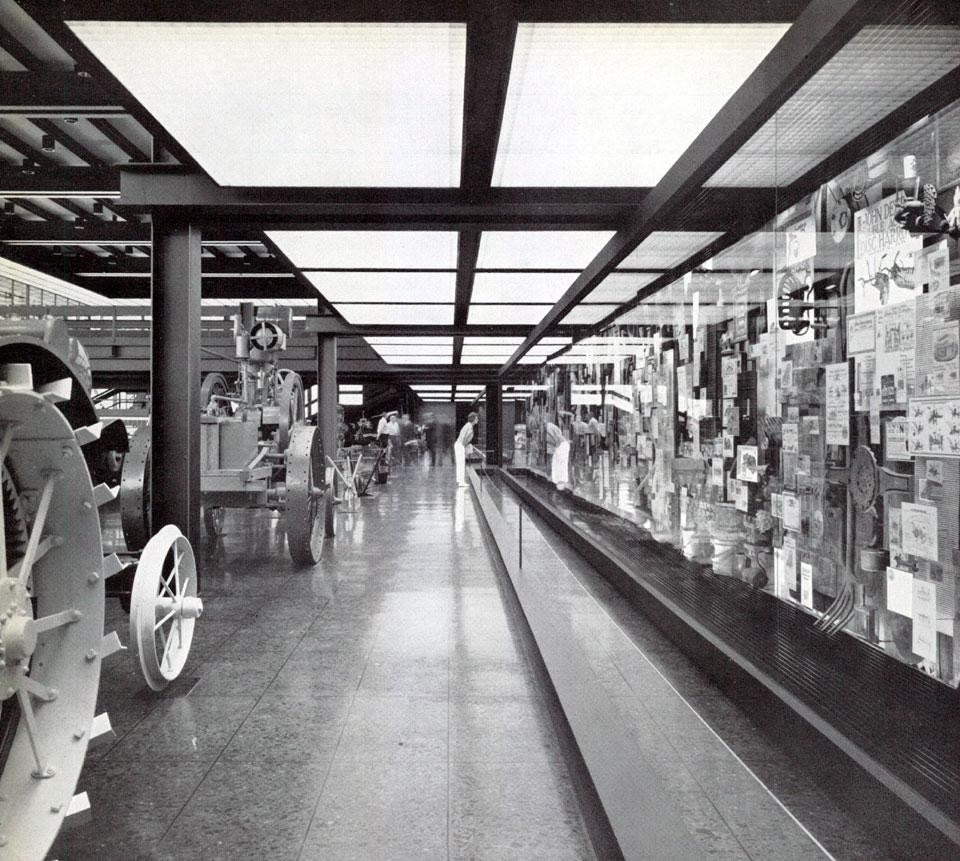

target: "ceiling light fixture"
[92,201,104,214]
[2,202,14,214]
[41,134,56,153]
[20,159,35,176]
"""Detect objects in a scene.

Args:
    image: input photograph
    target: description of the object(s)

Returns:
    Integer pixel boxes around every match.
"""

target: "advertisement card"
[735,480,750,512]
[783,213,817,267]
[800,561,814,608]
[924,240,951,293]
[908,397,960,457]
[781,534,798,599]
[886,566,913,617]
[771,492,784,519]
[825,362,850,446]
[900,501,939,561]
[854,354,876,412]
[711,457,724,486]
[722,356,739,399]
[853,191,921,313]
[912,579,938,662]
[918,320,960,397]
[876,301,916,354]
[847,311,877,354]
[877,350,914,407]
[782,422,799,454]
[884,417,910,460]
[783,492,801,532]
[780,359,794,393]
[737,445,759,483]
[722,434,735,457]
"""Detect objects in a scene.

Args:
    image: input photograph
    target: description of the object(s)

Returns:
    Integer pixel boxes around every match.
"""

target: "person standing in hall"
[545,413,570,491]
[454,411,481,487]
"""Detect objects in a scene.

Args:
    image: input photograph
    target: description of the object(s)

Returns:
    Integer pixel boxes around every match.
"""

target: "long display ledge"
[498,467,960,849]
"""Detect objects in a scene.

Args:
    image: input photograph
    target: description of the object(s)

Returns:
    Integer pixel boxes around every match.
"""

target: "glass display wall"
[513,96,960,687]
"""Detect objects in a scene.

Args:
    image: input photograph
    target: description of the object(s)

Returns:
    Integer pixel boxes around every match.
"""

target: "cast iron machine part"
[119,303,332,566]
[0,326,202,860]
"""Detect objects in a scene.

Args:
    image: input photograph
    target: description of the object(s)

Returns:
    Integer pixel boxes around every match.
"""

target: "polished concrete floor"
[50,463,596,860]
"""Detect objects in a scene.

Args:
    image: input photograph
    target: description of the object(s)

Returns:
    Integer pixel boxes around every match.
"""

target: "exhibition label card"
[800,561,814,608]
[886,567,913,617]
[825,362,850,446]
[912,579,938,662]
[847,311,877,354]
[900,501,938,561]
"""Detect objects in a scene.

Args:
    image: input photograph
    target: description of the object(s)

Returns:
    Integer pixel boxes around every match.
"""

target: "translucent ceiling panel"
[476,231,615,269]
[335,304,453,325]
[306,272,456,304]
[368,343,452,356]
[367,337,452,346]
[69,22,466,186]
[461,345,515,355]
[583,272,660,303]
[380,354,452,365]
[706,25,960,187]
[460,355,508,364]
[470,272,575,304]
[468,305,550,325]
[617,232,723,270]
[493,23,788,186]
[269,231,458,269]
[462,336,524,346]
[412,385,451,392]
[560,305,620,325]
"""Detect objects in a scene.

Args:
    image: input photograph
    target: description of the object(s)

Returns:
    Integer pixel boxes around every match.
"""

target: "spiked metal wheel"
[0,362,107,860]
[285,424,325,566]
[129,526,203,692]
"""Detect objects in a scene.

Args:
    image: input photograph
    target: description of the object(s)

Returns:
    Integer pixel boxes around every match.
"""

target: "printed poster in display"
[800,561,814,609]
[876,302,916,355]
[782,422,799,454]
[907,397,960,457]
[781,535,798,599]
[783,492,801,532]
[912,579,938,663]
[737,445,759,483]
[900,501,938,561]
[884,417,910,461]
[877,350,914,407]
[919,240,950,293]
[735,480,750,512]
[918,320,960,397]
[853,191,921,313]
[721,356,739,398]
[847,311,876,355]
[854,354,875,412]
[886,566,913,617]
[783,213,817,268]
[824,362,850,446]
[722,434,735,458]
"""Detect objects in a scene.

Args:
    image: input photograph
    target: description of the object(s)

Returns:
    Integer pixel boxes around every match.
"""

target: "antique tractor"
[119,303,331,566]
[0,318,201,860]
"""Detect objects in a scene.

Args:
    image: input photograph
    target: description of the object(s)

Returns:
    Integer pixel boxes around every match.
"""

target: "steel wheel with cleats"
[0,363,106,861]
[129,525,202,692]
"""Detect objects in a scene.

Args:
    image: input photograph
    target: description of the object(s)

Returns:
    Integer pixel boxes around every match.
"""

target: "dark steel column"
[318,333,337,536]
[485,383,502,467]
[151,218,201,570]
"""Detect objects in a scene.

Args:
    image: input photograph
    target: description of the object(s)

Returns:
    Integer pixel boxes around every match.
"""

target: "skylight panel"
[493,23,788,186]
[335,304,453,325]
[560,305,619,325]
[470,272,576,304]
[268,231,459,269]
[306,272,456,304]
[468,305,550,326]
[380,354,452,365]
[476,231,614,269]
[618,232,723,270]
[69,21,466,186]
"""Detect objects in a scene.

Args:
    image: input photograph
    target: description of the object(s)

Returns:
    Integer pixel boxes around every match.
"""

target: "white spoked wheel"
[129,525,203,691]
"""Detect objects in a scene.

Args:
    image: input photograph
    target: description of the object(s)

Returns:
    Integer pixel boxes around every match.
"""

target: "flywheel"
[129,525,202,691]
[119,421,152,552]
[285,424,325,566]
[0,362,106,861]
[277,371,305,453]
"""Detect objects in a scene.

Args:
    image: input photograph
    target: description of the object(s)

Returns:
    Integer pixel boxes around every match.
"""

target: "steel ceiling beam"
[0,25,39,70]
[87,117,150,162]
[44,0,805,23]
[0,71,124,116]
[499,0,881,374]
[0,124,56,167]
[0,165,119,196]
[29,117,106,166]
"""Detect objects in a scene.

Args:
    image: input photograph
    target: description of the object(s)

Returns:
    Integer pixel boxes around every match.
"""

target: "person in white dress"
[545,416,570,490]
[454,411,481,486]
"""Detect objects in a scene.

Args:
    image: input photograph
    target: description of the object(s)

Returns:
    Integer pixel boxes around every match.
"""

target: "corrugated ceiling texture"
[617,231,724,270]
[706,22,960,188]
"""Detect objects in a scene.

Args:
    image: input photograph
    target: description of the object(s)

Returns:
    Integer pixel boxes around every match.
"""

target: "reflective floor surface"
[49,463,596,860]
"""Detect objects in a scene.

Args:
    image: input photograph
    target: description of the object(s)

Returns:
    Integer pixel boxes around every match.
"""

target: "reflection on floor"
[50,464,595,860]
